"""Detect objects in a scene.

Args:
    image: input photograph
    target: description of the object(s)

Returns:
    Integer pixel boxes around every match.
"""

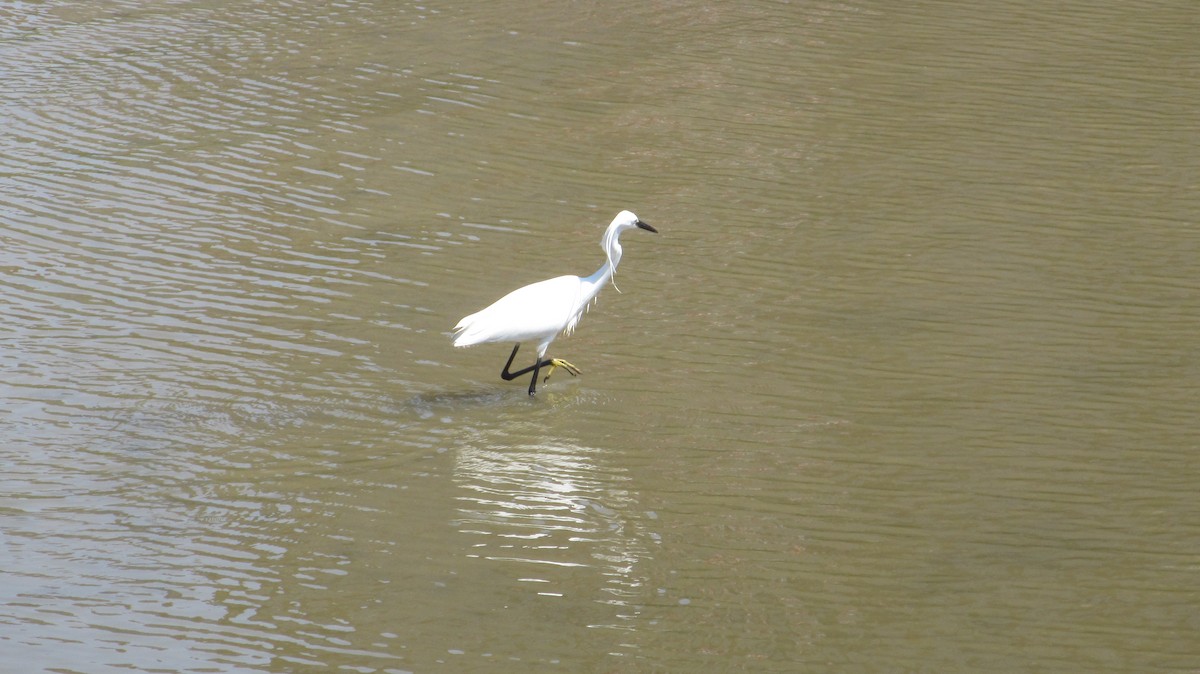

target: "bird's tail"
[451,315,471,347]
[451,312,486,347]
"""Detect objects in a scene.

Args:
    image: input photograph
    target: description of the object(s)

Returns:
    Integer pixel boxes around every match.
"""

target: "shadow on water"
[403,379,608,418]
[406,387,514,413]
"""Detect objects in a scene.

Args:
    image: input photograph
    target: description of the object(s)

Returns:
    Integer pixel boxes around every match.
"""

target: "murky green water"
[2,1,1197,672]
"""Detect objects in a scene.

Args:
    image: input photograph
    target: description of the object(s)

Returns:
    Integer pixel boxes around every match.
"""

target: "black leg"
[500,344,525,381]
[499,343,562,396]
[528,359,542,396]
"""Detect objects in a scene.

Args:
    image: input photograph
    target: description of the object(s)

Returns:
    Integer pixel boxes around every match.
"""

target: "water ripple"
[1,1,468,670]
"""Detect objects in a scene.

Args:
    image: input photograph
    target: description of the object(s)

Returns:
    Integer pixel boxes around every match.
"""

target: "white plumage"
[452,210,657,395]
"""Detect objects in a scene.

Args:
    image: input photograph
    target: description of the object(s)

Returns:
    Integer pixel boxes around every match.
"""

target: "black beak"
[636,219,657,233]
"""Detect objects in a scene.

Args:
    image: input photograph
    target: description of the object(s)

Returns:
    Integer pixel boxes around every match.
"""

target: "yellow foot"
[543,358,582,383]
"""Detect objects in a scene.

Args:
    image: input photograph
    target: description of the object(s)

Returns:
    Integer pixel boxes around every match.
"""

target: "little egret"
[452,210,657,395]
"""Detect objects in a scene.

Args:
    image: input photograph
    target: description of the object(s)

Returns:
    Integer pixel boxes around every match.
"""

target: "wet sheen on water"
[2,0,1197,672]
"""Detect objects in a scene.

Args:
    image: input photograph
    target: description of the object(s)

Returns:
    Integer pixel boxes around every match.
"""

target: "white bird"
[452,210,657,395]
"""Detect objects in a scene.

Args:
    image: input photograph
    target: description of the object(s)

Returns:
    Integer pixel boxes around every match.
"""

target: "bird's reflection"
[451,434,650,617]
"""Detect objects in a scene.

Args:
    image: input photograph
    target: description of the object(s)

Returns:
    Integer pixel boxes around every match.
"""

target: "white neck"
[580,233,623,302]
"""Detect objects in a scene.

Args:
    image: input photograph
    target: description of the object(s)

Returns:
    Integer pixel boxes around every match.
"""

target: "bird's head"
[603,210,657,260]
[612,210,657,234]
[602,210,656,293]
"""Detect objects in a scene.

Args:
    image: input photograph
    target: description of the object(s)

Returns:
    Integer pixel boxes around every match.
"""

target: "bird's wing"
[453,275,583,346]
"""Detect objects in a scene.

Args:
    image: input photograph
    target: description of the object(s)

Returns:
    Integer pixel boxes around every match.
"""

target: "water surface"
[2,0,1197,672]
